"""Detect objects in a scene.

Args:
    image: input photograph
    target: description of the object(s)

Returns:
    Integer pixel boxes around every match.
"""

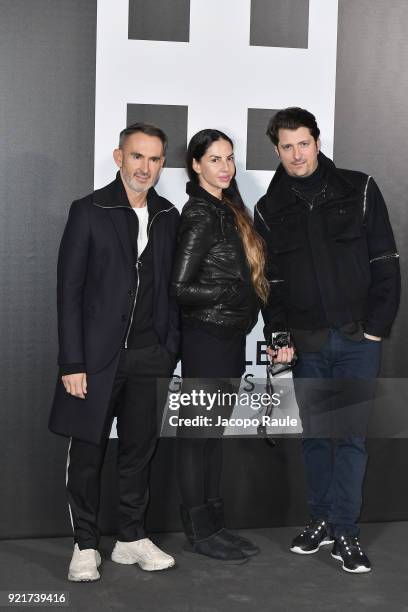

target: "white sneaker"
[111,538,175,571]
[68,543,101,582]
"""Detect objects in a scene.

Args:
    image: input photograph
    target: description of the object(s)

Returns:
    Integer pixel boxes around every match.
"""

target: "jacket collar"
[92,171,174,266]
[186,180,230,212]
[93,171,172,217]
[263,152,357,213]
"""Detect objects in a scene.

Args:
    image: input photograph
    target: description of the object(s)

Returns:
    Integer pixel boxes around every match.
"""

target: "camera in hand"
[270,331,293,351]
[267,331,296,377]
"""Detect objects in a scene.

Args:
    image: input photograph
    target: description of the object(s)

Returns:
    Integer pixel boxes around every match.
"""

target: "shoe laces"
[136,538,166,559]
[339,535,365,557]
[302,519,327,539]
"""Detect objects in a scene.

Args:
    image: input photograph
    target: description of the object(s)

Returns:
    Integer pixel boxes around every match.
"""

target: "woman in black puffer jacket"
[171,129,269,563]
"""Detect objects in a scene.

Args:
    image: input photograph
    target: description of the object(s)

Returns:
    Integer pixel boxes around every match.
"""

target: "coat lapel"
[93,174,173,269]
[108,208,134,266]
[153,218,165,295]
[92,173,135,265]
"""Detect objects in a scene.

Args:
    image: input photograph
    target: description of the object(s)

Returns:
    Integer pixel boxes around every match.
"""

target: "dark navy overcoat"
[49,173,180,444]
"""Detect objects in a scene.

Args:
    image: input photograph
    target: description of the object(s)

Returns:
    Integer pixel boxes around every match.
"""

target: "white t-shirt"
[133,205,149,256]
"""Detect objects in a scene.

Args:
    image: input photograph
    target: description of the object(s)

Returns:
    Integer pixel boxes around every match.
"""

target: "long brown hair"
[186,129,269,303]
[223,196,269,304]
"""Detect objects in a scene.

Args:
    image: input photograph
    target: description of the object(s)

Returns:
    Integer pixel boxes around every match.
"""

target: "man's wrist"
[363,333,382,341]
[60,363,86,377]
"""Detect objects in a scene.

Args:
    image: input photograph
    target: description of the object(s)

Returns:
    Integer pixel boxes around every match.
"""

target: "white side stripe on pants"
[65,437,75,536]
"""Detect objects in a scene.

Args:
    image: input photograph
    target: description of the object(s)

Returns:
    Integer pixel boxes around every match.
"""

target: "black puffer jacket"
[171,182,259,334]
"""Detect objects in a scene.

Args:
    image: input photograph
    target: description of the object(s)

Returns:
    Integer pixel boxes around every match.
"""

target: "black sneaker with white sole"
[331,536,371,573]
[290,519,334,554]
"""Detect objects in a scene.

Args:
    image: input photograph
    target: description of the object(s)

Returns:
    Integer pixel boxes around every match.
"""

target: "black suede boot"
[207,497,260,557]
[180,504,248,563]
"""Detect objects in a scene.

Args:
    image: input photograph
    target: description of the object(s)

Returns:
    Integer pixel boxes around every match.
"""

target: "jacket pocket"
[325,201,362,241]
[269,212,304,254]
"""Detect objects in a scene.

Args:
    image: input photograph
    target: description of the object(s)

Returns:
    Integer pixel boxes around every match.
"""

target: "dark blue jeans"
[292,329,381,537]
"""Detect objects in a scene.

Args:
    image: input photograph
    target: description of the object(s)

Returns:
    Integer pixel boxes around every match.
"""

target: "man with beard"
[255,108,400,573]
[49,123,180,581]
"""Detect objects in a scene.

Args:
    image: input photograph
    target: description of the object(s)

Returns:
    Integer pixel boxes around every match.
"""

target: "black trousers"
[66,344,172,549]
[177,327,246,508]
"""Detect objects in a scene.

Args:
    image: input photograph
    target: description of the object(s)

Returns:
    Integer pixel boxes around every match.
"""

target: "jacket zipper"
[290,185,327,212]
[302,192,332,323]
[124,259,141,348]
[124,207,172,348]
[254,205,271,232]
[93,202,175,347]
[370,253,399,264]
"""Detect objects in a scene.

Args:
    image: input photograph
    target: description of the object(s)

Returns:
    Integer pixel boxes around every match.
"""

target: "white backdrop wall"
[94,0,339,377]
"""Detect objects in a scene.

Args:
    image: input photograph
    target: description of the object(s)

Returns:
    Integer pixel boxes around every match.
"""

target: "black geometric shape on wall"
[250,0,309,49]
[127,104,188,168]
[128,0,190,42]
[246,108,280,171]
